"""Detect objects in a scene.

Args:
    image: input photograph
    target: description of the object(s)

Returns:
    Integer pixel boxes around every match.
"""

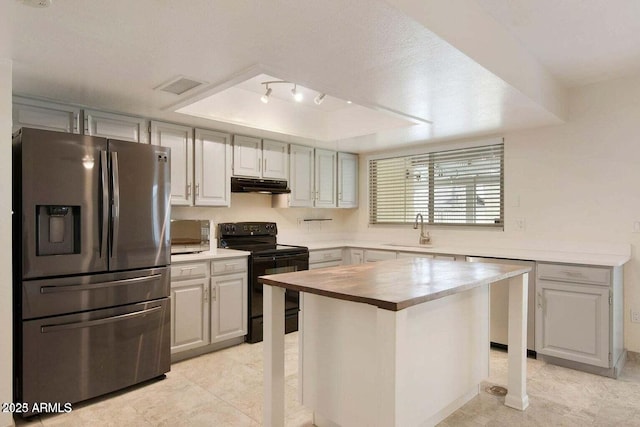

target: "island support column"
[505,273,529,410]
[264,285,286,427]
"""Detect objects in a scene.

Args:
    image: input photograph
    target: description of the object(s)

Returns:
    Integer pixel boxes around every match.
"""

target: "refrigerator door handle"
[39,273,163,294]
[40,305,163,333]
[100,151,109,258]
[110,151,120,260]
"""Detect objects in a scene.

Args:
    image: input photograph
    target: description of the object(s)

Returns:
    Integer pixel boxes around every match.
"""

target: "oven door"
[249,252,308,340]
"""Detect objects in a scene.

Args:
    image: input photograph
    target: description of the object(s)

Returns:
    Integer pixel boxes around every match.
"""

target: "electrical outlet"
[297,218,303,226]
[632,309,640,323]
[515,218,526,231]
[633,221,640,233]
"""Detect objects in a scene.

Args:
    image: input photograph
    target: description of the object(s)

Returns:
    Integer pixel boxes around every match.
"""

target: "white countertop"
[304,240,630,267]
[171,248,250,263]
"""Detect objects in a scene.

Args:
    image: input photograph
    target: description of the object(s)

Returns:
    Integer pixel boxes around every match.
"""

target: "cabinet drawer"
[171,262,208,281]
[537,263,610,285]
[212,258,247,275]
[309,260,343,270]
[309,248,343,264]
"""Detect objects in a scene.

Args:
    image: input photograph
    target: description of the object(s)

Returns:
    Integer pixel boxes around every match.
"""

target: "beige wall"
[353,73,640,352]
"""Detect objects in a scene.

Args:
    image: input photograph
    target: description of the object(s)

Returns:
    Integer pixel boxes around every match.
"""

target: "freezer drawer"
[21,267,169,319]
[19,299,170,416]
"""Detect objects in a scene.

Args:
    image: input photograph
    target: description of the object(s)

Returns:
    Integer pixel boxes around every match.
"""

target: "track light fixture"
[260,80,310,103]
[314,93,326,105]
[260,86,272,103]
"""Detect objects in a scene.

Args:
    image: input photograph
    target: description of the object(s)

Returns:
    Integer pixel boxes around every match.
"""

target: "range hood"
[231,177,291,194]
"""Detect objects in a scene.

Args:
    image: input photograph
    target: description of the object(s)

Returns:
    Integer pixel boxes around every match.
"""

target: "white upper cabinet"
[262,139,288,180]
[194,129,231,207]
[150,121,194,206]
[288,144,315,207]
[278,146,357,209]
[233,135,262,177]
[337,152,358,208]
[233,136,289,180]
[13,96,81,134]
[84,109,148,143]
[314,148,337,208]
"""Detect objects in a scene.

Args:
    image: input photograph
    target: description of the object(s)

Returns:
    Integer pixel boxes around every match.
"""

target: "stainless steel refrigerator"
[13,128,171,416]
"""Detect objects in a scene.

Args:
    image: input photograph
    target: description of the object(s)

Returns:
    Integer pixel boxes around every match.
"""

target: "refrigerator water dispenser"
[36,205,81,255]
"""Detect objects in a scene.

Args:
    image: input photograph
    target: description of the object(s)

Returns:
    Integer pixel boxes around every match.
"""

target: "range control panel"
[218,222,277,237]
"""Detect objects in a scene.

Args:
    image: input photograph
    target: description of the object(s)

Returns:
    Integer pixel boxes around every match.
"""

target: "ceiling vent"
[156,76,207,96]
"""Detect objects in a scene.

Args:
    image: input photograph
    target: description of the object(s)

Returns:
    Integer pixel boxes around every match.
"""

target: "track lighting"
[260,86,272,104]
[259,80,315,104]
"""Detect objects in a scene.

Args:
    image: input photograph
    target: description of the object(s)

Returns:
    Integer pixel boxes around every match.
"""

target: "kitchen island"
[259,258,532,427]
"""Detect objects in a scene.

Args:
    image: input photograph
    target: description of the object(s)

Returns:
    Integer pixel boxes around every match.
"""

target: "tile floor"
[15,334,640,426]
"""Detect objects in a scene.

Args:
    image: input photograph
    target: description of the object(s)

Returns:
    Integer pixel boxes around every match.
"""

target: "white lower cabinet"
[309,248,343,269]
[348,248,364,264]
[171,257,248,358]
[171,262,210,354]
[536,262,623,376]
[210,269,247,343]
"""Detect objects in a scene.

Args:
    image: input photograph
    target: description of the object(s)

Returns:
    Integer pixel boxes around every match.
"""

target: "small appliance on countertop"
[170,219,210,254]
[218,222,309,343]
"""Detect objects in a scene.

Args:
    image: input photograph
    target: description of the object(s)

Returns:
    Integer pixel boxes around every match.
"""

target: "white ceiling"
[9,0,640,153]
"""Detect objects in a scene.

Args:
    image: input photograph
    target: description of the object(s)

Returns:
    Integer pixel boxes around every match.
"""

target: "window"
[369,143,504,227]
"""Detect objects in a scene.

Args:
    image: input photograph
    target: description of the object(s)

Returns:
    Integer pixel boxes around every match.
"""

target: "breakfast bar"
[260,258,531,427]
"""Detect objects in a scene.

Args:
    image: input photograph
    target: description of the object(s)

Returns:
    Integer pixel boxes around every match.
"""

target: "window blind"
[369,143,504,227]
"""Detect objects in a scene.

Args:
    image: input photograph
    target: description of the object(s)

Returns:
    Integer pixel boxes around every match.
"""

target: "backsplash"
[171,192,357,245]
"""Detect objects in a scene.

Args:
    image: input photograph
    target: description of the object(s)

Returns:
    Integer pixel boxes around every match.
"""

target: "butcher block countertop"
[259,257,531,311]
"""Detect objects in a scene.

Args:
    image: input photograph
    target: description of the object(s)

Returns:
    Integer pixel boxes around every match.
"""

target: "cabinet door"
[211,272,247,343]
[84,109,148,143]
[150,121,193,206]
[349,249,364,264]
[171,277,210,353]
[194,129,231,207]
[315,149,337,208]
[262,139,288,180]
[536,280,610,367]
[13,97,81,134]
[337,152,358,208]
[233,135,261,177]
[289,144,315,207]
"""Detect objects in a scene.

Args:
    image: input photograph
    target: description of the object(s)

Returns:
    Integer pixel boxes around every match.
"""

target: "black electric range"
[218,222,309,343]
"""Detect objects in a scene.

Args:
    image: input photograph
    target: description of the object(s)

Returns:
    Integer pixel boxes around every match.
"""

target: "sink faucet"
[413,213,431,245]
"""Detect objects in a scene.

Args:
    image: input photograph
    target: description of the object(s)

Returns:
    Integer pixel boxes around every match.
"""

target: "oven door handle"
[253,253,307,262]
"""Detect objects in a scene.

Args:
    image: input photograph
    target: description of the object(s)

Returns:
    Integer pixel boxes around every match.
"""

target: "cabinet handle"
[84,117,89,134]
[203,287,208,303]
[258,158,262,172]
[211,287,217,301]
[180,267,197,271]
[195,183,200,196]
[264,158,267,172]
[186,183,191,197]
[338,192,342,201]
[73,114,80,134]
[537,292,542,309]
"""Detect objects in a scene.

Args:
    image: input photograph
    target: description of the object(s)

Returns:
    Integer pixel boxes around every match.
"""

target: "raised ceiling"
[9,0,640,153]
